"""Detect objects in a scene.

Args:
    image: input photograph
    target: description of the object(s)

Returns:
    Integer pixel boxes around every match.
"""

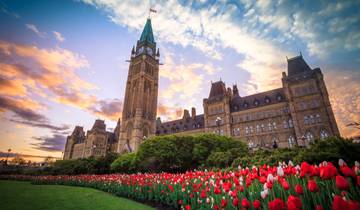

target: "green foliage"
[50,153,119,175]
[136,134,247,172]
[111,153,137,173]
[294,136,360,165]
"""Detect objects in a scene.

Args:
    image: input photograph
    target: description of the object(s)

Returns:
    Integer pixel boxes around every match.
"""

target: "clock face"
[146,47,153,55]
[138,46,144,54]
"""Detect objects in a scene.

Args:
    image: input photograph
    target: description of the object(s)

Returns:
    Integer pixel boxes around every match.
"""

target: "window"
[305,131,314,142]
[250,126,254,133]
[320,130,329,139]
[304,116,309,125]
[289,119,293,128]
[233,128,240,136]
[268,122,273,131]
[316,114,322,123]
[265,97,270,103]
[310,115,315,124]
[261,123,265,132]
[277,95,282,101]
[256,124,260,133]
[254,100,259,106]
[273,122,277,130]
[288,135,296,148]
[243,102,248,108]
[245,126,249,135]
[283,120,289,129]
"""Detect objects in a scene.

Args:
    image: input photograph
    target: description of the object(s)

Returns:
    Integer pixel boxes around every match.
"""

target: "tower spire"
[139,18,155,44]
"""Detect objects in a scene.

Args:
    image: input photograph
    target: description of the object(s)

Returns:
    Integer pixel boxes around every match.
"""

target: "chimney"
[227,87,232,96]
[182,109,190,119]
[233,84,239,96]
[191,107,196,119]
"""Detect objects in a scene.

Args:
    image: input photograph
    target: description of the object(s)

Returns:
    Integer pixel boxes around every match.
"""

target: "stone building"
[64,18,339,159]
[156,55,339,149]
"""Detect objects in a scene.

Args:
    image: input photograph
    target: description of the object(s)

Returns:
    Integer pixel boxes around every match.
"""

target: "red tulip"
[214,187,221,194]
[341,166,356,178]
[320,163,338,179]
[336,175,349,191]
[333,195,349,210]
[287,195,302,210]
[178,200,183,205]
[295,184,303,195]
[282,180,290,190]
[253,200,261,209]
[268,198,285,210]
[357,176,360,186]
[233,198,239,207]
[200,189,206,198]
[221,198,228,208]
[315,205,324,210]
[185,205,191,210]
[242,198,250,208]
[168,184,174,192]
[349,200,360,210]
[213,204,219,210]
[307,180,319,192]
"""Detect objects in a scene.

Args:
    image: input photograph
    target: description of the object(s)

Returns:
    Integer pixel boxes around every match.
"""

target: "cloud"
[90,99,122,121]
[0,95,69,132]
[160,52,220,101]
[325,69,360,138]
[31,134,66,152]
[0,4,20,19]
[53,31,65,42]
[157,103,182,121]
[25,24,46,38]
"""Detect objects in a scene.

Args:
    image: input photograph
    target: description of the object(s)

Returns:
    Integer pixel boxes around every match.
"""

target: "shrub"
[111,152,137,173]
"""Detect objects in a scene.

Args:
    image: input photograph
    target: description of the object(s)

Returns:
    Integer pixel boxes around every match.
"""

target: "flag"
[150,8,157,13]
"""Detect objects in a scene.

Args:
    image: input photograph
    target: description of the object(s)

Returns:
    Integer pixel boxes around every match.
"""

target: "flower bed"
[2,160,360,210]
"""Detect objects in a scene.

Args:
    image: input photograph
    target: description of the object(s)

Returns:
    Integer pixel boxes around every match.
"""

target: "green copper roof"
[139,18,155,44]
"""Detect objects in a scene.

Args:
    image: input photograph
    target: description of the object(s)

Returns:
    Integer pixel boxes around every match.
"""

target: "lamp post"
[215,117,222,135]
[5,148,11,165]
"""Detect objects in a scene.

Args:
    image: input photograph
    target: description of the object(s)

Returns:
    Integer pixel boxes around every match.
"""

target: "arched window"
[283,120,289,129]
[273,122,277,130]
[320,129,329,139]
[245,126,249,135]
[261,123,265,132]
[272,136,278,148]
[289,119,293,128]
[305,131,314,142]
[316,114,322,123]
[268,122,273,131]
[288,135,296,148]
[304,116,309,125]
[256,124,260,133]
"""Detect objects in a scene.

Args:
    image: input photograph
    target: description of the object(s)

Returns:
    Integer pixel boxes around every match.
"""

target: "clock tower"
[118,18,160,153]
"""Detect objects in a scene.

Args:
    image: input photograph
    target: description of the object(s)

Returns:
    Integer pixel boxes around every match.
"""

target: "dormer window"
[265,97,270,103]
[254,100,259,106]
[243,102,248,108]
[233,105,238,111]
[277,95,282,101]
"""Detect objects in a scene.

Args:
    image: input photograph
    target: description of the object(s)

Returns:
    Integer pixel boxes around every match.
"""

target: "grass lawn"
[0,180,155,210]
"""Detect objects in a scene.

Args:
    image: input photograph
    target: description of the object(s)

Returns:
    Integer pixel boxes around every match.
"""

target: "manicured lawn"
[0,180,155,210]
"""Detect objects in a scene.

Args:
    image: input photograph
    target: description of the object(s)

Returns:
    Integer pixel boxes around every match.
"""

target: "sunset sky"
[0,0,359,161]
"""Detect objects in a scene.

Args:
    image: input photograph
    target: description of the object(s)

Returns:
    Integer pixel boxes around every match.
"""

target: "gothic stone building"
[63,18,339,159]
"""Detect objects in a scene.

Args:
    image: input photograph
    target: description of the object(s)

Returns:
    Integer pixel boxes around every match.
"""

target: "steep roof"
[139,18,155,44]
[231,88,286,112]
[209,81,227,98]
[287,55,312,76]
[156,114,204,135]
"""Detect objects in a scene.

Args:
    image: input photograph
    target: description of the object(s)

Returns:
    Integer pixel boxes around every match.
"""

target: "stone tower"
[282,55,339,146]
[118,18,160,153]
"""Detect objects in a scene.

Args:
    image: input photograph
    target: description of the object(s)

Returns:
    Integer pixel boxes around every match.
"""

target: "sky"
[0,0,359,161]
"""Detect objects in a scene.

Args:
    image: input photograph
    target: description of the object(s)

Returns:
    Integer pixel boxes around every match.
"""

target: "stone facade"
[156,55,339,149]
[63,19,339,160]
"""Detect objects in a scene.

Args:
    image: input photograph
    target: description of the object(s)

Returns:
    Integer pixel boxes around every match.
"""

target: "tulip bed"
[2,160,360,210]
